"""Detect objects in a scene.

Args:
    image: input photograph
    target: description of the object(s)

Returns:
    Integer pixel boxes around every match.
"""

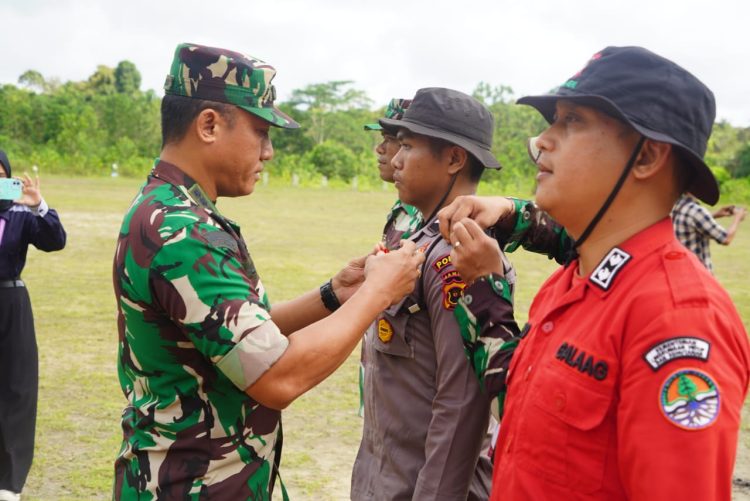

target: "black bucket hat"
[518,46,718,205]
[380,87,501,169]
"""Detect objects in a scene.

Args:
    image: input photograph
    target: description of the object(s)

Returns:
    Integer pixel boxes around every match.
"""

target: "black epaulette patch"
[187,184,212,209]
[204,231,239,254]
[589,247,631,291]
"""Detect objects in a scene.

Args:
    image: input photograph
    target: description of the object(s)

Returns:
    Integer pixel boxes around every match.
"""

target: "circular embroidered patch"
[378,318,393,343]
[659,368,720,430]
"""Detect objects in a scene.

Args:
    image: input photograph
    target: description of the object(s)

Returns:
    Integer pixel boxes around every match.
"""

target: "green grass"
[18,176,750,499]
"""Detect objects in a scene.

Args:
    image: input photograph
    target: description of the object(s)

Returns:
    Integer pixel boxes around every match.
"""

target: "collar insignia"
[589,247,631,291]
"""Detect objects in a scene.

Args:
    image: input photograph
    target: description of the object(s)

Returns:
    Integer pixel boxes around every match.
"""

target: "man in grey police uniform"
[351,87,512,500]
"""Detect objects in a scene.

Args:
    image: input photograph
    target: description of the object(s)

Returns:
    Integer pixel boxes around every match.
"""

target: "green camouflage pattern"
[454,288,519,421]
[112,160,288,500]
[453,199,571,421]
[364,98,412,131]
[164,43,299,129]
[381,200,423,250]
[501,198,572,264]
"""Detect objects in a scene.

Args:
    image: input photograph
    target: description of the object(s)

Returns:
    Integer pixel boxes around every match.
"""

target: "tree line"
[1,61,749,198]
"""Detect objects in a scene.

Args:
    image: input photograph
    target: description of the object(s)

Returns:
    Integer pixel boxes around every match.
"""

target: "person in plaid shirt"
[671,193,746,272]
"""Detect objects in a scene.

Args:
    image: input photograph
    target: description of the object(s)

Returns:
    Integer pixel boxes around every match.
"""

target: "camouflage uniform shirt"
[381,200,423,251]
[113,160,289,500]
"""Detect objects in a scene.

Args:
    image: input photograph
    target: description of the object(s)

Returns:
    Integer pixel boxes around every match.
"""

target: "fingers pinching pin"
[453,241,461,248]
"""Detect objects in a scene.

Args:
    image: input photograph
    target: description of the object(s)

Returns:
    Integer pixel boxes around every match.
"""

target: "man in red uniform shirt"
[438,46,750,500]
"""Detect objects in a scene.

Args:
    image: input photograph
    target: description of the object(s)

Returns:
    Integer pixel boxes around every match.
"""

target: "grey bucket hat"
[380,87,500,169]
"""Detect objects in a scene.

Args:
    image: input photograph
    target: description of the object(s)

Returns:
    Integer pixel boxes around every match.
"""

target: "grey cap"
[380,87,500,169]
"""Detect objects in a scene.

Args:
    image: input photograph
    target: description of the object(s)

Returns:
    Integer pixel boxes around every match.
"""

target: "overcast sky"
[1,0,748,126]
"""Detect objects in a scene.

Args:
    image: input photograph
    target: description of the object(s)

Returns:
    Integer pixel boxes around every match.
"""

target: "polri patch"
[643,337,710,371]
[589,247,631,291]
[432,253,452,272]
[441,270,466,310]
[378,318,394,343]
[660,368,720,430]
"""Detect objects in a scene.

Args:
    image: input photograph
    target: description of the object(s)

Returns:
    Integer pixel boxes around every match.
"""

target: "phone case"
[0,178,22,200]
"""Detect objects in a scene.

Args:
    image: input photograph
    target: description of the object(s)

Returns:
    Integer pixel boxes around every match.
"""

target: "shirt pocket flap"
[372,307,413,359]
[532,364,614,431]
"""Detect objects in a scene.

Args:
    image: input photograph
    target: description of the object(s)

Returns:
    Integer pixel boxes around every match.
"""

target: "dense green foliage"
[1,63,749,199]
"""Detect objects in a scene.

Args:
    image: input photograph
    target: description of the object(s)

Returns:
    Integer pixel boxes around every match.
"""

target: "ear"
[193,108,224,145]
[446,146,469,175]
[631,139,672,180]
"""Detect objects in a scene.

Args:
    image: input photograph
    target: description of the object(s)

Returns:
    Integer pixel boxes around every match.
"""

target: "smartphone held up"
[0,178,22,200]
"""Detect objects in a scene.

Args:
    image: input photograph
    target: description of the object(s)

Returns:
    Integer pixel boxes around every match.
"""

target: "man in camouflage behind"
[112,43,424,500]
[357,98,420,416]
[364,98,422,249]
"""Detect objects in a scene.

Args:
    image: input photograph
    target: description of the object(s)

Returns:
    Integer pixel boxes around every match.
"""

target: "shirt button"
[665,251,685,260]
[463,294,473,305]
[554,392,566,411]
[493,280,504,292]
[542,321,554,333]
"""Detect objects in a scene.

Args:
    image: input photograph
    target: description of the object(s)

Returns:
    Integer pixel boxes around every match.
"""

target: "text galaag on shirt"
[556,342,609,381]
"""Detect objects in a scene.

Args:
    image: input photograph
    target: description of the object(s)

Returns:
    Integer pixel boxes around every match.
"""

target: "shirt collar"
[408,215,439,241]
[150,159,221,216]
[586,218,675,296]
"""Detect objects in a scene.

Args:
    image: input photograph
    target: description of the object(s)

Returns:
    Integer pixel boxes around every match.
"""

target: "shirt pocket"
[521,362,615,493]
[372,296,414,359]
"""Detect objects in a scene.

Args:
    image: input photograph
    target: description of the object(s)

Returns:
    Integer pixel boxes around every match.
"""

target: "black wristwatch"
[320,279,342,312]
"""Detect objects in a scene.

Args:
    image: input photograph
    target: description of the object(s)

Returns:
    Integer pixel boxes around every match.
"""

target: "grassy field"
[17,176,750,499]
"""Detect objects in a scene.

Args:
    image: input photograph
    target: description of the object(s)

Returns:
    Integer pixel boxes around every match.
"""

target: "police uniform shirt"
[352,219,509,501]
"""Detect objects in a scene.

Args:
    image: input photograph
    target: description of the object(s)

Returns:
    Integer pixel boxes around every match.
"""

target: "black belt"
[0,279,24,288]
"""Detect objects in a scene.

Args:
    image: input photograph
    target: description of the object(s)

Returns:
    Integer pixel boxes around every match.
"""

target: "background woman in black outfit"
[0,150,66,501]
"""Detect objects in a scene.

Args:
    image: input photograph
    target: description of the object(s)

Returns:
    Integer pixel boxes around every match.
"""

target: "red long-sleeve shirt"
[491,219,749,500]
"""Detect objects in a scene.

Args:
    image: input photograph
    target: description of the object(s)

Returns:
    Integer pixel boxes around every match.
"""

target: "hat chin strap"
[565,135,646,265]
[423,172,459,227]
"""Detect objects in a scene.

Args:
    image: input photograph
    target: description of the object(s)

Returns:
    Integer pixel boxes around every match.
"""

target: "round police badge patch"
[659,368,720,430]
[378,318,394,343]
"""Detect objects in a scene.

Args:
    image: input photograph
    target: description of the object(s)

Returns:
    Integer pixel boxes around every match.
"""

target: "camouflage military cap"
[364,98,412,131]
[164,43,299,129]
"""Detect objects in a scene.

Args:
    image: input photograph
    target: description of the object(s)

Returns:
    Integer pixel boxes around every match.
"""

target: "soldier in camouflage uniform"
[112,43,424,501]
[364,98,423,248]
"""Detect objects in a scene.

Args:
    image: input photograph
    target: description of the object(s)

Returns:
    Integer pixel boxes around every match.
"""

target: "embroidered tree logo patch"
[660,368,720,430]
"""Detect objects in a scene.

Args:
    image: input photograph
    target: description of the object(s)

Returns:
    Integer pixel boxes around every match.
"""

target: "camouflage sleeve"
[150,222,288,390]
[454,274,521,421]
[494,198,572,265]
